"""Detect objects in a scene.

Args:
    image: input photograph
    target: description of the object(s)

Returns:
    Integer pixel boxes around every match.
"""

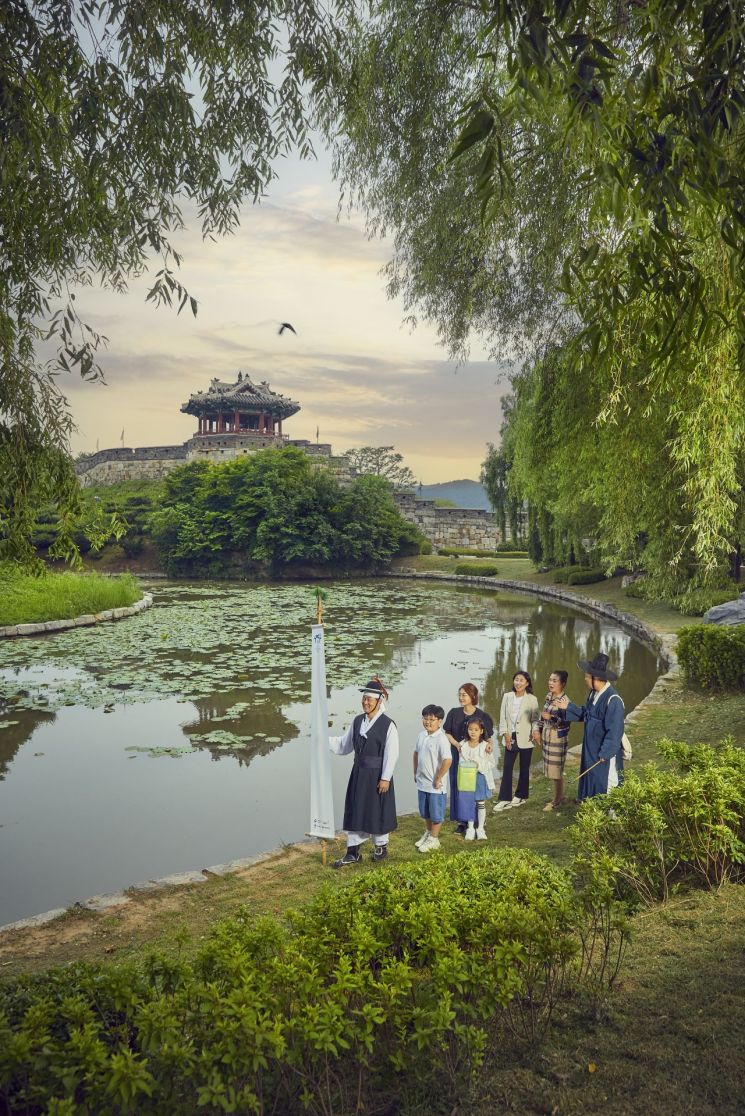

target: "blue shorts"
[418,790,447,823]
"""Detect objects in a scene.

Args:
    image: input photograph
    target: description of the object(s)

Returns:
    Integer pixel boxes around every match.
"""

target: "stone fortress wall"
[393,493,500,551]
[75,437,358,489]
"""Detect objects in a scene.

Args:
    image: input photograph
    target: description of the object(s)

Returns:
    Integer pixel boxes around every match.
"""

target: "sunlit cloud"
[63,170,503,481]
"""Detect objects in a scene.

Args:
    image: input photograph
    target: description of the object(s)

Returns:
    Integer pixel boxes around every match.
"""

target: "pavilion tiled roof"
[180,373,300,420]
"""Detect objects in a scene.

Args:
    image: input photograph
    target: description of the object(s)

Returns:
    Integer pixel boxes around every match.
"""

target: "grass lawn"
[0,566,142,626]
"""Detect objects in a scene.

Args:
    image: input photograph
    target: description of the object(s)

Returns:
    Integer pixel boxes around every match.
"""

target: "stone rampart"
[394,493,501,550]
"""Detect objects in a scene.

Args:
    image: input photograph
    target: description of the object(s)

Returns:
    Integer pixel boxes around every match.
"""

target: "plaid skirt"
[542,735,568,779]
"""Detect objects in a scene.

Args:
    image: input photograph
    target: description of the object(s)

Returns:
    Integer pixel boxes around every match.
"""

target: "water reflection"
[0,581,664,924]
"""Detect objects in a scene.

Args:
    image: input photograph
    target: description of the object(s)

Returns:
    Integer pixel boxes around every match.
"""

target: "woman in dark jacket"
[443,683,493,833]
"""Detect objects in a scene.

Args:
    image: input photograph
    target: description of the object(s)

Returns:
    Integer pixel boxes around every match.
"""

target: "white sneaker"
[415,831,430,848]
[510,797,525,807]
[465,825,476,841]
[476,827,487,840]
[493,800,512,813]
[419,835,440,853]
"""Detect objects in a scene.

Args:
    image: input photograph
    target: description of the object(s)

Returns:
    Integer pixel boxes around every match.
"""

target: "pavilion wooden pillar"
[233,410,240,433]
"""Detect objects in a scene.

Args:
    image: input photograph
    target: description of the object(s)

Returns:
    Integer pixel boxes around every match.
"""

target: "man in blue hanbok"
[555,653,624,801]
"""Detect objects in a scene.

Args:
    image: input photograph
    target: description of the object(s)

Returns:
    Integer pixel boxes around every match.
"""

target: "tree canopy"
[343,446,417,490]
[149,447,423,575]
[323,0,745,586]
[1,0,339,563]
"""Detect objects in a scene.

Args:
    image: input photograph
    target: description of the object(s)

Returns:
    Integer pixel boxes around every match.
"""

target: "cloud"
[62,172,502,481]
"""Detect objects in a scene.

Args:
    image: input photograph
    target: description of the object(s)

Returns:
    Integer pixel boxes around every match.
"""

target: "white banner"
[309,624,335,839]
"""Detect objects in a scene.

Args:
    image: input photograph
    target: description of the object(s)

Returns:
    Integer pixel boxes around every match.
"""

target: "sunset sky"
[65,143,507,484]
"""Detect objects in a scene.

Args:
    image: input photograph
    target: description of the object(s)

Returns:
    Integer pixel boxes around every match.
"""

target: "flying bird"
[278,322,297,336]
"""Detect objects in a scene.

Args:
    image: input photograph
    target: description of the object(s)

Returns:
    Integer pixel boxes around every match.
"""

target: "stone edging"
[0,572,678,935]
[383,570,680,729]
[0,593,154,640]
[0,846,304,933]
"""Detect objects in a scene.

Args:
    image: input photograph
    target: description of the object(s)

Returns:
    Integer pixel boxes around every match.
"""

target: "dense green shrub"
[623,578,649,599]
[677,624,745,690]
[495,541,528,553]
[439,546,499,557]
[566,567,607,586]
[454,561,499,576]
[0,850,624,1116]
[148,449,425,576]
[438,546,527,558]
[550,566,575,582]
[572,740,745,905]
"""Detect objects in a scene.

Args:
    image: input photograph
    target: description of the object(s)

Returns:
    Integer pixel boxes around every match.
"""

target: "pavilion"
[180,372,300,440]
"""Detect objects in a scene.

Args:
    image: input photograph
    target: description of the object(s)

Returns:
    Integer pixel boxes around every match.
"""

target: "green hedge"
[565,567,607,586]
[454,561,499,576]
[0,850,626,1116]
[438,547,527,558]
[572,740,745,904]
[677,624,745,690]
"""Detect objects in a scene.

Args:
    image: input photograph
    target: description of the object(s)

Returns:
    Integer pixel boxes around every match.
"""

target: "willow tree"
[1,0,340,564]
[323,0,745,585]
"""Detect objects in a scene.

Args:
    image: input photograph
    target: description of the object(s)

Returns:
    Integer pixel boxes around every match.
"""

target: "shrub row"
[677,624,745,690]
[0,850,626,1116]
[551,566,607,585]
[572,739,745,904]
[438,547,528,558]
[454,561,499,576]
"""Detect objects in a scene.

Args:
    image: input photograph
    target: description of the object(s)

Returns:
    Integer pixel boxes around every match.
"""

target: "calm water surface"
[0,579,663,923]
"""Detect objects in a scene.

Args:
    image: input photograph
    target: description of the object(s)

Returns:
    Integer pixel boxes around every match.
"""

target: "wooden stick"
[578,758,604,779]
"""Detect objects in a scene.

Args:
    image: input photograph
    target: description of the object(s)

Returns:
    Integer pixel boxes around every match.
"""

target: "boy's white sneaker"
[510,797,526,807]
[415,831,430,848]
[465,826,476,841]
[493,800,512,813]
[476,827,488,840]
[419,835,440,853]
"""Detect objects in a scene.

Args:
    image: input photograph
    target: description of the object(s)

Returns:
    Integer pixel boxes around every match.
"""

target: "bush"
[0,850,625,1116]
[550,566,575,582]
[571,740,745,905]
[677,624,745,690]
[438,546,528,558]
[454,561,499,576]
[624,578,649,599]
[566,567,607,586]
[439,546,499,557]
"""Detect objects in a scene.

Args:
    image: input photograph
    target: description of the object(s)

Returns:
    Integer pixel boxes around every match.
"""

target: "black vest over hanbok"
[342,712,398,835]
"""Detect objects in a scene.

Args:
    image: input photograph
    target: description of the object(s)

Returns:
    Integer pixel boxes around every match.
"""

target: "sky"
[65,144,507,484]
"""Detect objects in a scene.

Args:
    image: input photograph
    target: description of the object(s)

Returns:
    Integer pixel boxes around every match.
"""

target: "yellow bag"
[457,762,478,793]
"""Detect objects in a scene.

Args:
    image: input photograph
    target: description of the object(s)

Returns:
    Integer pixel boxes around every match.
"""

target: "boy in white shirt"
[413,704,452,853]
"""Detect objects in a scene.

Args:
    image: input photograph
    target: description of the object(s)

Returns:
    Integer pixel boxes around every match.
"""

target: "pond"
[0,579,664,925]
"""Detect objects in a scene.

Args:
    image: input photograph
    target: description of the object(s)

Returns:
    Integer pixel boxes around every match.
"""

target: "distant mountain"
[416,479,491,510]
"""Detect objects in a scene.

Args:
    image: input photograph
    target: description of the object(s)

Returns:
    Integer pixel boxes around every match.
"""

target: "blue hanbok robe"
[564,685,625,801]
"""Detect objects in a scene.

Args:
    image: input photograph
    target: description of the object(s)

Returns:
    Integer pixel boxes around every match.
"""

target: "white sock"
[466,821,475,833]
[477,804,486,830]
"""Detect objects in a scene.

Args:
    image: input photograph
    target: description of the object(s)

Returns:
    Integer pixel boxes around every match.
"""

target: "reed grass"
[0,564,141,626]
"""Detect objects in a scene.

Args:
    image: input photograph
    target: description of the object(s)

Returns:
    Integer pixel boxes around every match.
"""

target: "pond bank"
[3,571,739,978]
[0,592,153,640]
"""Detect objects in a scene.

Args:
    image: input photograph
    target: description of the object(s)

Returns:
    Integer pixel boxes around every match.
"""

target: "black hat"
[577,653,618,681]
[359,677,388,699]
